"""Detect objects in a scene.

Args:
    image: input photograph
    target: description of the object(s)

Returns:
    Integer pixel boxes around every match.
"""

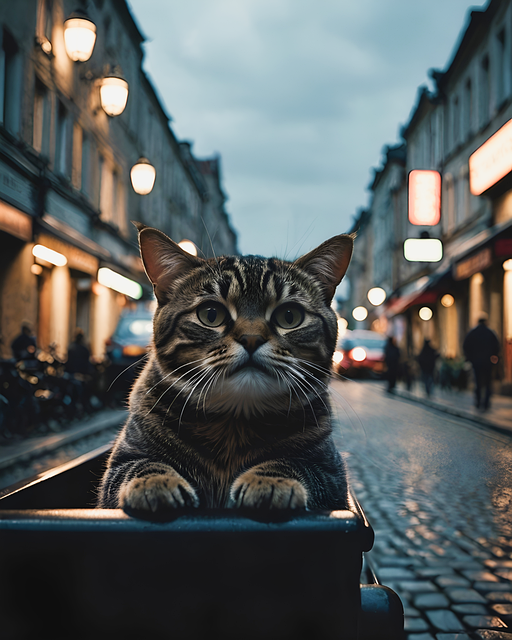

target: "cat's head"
[137,224,353,417]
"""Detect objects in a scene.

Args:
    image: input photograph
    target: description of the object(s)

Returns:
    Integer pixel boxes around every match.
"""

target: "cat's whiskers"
[280,369,309,431]
[148,363,211,417]
[288,365,330,414]
[195,366,219,415]
[178,367,215,433]
[107,353,150,392]
[145,357,206,395]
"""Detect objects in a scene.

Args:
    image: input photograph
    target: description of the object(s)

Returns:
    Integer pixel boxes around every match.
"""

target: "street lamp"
[352,306,368,321]
[32,244,67,267]
[367,287,386,306]
[441,294,454,308]
[100,76,129,117]
[63,11,97,62]
[419,307,433,321]
[130,158,156,195]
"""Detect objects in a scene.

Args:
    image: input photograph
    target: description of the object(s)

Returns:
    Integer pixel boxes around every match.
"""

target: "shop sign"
[0,200,32,241]
[408,170,441,225]
[453,247,492,280]
[469,119,512,195]
[495,238,512,257]
[38,233,99,275]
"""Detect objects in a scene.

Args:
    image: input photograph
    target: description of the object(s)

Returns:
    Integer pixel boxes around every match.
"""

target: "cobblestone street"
[331,379,512,640]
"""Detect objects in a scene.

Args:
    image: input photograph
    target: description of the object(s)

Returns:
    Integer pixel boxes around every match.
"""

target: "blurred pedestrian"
[11,322,37,360]
[384,336,400,392]
[66,329,92,375]
[463,314,500,411]
[417,338,438,398]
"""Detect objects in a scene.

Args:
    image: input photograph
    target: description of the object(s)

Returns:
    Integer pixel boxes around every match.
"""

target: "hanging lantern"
[100,76,129,117]
[63,11,97,62]
[130,158,156,195]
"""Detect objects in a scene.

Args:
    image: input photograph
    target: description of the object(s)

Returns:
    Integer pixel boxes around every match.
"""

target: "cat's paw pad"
[119,473,199,512]
[231,472,307,509]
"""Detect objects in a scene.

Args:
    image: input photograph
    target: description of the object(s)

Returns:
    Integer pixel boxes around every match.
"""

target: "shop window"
[72,122,83,190]
[0,29,22,135]
[33,77,50,155]
[479,54,490,128]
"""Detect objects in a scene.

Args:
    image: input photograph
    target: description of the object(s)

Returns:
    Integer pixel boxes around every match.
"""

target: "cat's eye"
[273,304,305,330]
[197,302,229,328]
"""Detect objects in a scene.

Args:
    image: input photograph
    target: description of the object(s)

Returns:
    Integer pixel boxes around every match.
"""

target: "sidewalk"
[392,383,512,437]
[0,408,127,471]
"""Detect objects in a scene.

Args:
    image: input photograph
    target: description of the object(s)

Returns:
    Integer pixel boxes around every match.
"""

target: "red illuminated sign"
[408,170,441,226]
[469,119,512,195]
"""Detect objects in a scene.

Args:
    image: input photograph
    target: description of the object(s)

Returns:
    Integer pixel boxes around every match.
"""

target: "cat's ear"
[294,234,354,303]
[136,224,203,304]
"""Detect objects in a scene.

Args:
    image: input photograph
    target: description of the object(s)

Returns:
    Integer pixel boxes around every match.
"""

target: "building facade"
[346,0,512,392]
[0,0,237,360]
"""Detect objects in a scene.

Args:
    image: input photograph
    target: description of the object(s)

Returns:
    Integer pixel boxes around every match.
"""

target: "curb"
[391,389,512,438]
[0,409,127,471]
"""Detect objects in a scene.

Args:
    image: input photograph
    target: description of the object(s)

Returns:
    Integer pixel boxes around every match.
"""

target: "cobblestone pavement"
[331,379,512,640]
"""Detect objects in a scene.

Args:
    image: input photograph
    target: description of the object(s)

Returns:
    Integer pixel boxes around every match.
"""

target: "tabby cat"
[98,224,353,514]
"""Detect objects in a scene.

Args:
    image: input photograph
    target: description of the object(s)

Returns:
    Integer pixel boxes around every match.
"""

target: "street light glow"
[97,267,143,299]
[63,15,97,62]
[367,287,387,306]
[503,259,512,272]
[404,238,443,262]
[130,158,156,195]
[352,306,368,321]
[419,307,433,321]
[408,170,441,226]
[441,294,455,308]
[337,317,348,336]
[100,76,129,117]
[32,244,67,267]
[178,240,198,256]
[350,347,367,362]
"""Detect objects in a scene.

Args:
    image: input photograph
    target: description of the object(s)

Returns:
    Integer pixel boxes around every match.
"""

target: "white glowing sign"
[404,238,443,263]
[408,170,441,225]
[469,119,512,196]
[97,267,143,299]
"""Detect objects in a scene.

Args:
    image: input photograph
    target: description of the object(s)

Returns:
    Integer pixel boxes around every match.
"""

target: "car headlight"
[332,351,344,365]
[350,347,367,362]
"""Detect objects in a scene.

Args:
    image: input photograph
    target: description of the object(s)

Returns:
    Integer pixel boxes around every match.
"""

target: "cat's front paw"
[231,471,307,509]
[119,473,199,513]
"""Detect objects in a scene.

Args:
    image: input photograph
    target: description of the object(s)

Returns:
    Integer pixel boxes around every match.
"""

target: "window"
[99,159,113,222]
[496,28,506,106]
[479,54,490,127]
[443,174,455,234]
[33,77,49,154]
[462,79,472,139]
[71,122,83,189]
[36,0,53,51]
[0,29,22,134]
[55,101,69,177]
[81,133,90,196]
[451,96,460,149]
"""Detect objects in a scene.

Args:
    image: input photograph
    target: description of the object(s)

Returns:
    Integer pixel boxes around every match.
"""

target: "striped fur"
[98,227,354,514]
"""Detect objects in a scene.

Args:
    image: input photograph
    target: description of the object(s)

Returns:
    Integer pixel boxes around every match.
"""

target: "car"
[105,306,155,400]
[333,330,387,379]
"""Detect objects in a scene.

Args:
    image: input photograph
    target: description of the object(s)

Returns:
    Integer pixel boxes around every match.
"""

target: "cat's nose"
[238,334,267,355]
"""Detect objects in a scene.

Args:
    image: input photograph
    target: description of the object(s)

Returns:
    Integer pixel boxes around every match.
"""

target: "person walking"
[463,313,500,411]
[384,336,400,393]
[11,322,37,360]
[417,338,438,398]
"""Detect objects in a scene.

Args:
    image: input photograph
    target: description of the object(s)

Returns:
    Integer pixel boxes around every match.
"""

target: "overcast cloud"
[127,0,487,259]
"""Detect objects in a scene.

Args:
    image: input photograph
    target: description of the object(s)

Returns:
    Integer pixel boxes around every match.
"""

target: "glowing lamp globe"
[130,158,156,195]
[441,294,454,308]
[367,287,386,306]
[100,76,129,117]
[352,306,368,322]
[63,13,97,62]
[419,307,433,321]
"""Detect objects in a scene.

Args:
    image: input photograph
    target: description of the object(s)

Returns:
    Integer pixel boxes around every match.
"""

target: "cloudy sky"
[127,0,487,259]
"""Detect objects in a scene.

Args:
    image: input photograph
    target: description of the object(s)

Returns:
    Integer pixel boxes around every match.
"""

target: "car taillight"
[349,347,367,362]
[122,345,147,357]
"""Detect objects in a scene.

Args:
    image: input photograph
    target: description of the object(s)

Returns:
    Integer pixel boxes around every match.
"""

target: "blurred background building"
[0,0,237,362]
[344,0,512,394]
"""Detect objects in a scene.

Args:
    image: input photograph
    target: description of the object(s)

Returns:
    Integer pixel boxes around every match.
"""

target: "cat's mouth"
[230,360,270,376]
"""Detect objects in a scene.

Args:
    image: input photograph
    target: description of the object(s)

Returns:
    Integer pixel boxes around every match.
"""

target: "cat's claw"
[119,473,199,512]
[230,471,307,509]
